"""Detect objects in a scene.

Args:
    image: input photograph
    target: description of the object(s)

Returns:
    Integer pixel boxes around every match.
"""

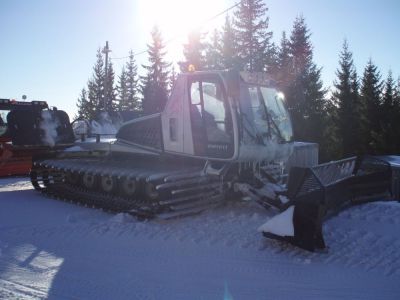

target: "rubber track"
[30,158,227,219]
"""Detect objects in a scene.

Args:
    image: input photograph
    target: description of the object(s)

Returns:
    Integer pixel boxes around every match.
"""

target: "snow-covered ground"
[0,177,399,299]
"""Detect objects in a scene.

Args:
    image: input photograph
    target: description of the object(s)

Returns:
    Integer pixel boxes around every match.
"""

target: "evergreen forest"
[76,0,400,161]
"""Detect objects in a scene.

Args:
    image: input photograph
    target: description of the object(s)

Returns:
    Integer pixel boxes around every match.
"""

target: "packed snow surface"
[0,177,399,299]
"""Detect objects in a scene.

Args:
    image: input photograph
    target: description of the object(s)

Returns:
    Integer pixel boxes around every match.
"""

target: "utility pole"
[102,41,111,111]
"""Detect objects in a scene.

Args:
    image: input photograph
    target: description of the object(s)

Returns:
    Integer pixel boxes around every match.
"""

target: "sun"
[138,0,230,60]
[139,0,228,37]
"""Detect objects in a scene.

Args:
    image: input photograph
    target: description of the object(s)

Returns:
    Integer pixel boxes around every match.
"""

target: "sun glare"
[138,0,229,59]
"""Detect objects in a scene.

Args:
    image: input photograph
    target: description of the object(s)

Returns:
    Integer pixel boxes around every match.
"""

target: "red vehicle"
[0,98,74,177]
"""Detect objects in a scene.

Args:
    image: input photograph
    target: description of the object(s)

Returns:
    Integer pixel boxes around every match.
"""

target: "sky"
[0,0,399,119]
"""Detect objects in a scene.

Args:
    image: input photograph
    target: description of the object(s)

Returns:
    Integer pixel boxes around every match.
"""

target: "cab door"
[188,74,234,159]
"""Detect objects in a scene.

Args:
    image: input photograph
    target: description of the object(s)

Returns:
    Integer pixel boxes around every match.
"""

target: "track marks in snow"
[2,178,400,282]
[338,202,400,225]
[2,178,400,299]
[6,199,399,278]
[321,202,400,276]
[0,278,47,300]
[0,179,32,192]
[254,202,400,277]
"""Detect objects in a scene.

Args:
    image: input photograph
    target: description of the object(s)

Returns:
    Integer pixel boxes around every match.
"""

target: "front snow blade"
[260,156,392,252]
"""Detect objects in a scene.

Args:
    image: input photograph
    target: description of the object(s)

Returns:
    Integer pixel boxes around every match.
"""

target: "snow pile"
[40,110,59,147]
[258,205,295,236]
[109,213,134,224]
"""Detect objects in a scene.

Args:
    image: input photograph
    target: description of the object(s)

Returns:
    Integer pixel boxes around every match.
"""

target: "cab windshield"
[259,87,293,142]
[240,84,293,143]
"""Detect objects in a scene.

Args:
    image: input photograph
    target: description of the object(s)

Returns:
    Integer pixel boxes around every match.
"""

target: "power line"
[111,49,146,60]
[201,0,241,25]
[110,0,241,61]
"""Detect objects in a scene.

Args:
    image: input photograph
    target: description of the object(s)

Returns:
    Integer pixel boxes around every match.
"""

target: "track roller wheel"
[65,171,80,185]
[145,182,159,201]
[100,175,116,193]
[30,170,42,191]
[82,172,97,189]
[42,170,50,187]
[121,177,136,197]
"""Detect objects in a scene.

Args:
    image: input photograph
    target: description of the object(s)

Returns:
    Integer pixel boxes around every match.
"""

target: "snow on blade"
[258,205,295,237]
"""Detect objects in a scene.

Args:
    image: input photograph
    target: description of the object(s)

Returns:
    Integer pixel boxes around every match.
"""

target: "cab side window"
[0,111,9,137]
[189,76,233,158]
[202,82,231,144]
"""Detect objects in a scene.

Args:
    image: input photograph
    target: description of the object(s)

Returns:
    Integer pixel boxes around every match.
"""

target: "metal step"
[157,198,223,220]
[163,171,205,183]
[156,176,213,191]
[168,194,223,211]
[170,182,222,195]
[146,168,201,182]
[158,190,217,206]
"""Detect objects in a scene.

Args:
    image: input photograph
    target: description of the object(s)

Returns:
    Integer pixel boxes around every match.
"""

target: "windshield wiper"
[258,91,286,143]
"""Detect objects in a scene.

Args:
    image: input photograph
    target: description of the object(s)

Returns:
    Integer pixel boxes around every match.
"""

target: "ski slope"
[0,177,399,299]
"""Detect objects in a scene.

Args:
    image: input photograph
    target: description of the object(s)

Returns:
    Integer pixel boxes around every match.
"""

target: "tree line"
[76,0,400,161]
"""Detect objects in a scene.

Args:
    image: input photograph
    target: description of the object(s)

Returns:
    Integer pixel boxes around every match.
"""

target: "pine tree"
[117,67,129,111]
[168,65,178,93]
[303,63,327,147]
[394,78,400,153]
[104,60,117,113]
[331,41,363,157]
[141,26,171,115]
[378,71,399,153]
[125,50,140,110]
[285,16,327,160]
[76,88,90,119]
[86,48,106,118]
[382,71,395,108]
[77,46,119,119]
[323,98,342,160]
[220,14,239,69]
[285,16,312,130]
[181,30,207,71]
[204,29,223,70]
[265,42,279,76]
[360,59,382,153]
[86,79,99,120]
[233,0,272,71]
[289,16,313,78]
[275,31,292,88]
[396,77,400,99]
